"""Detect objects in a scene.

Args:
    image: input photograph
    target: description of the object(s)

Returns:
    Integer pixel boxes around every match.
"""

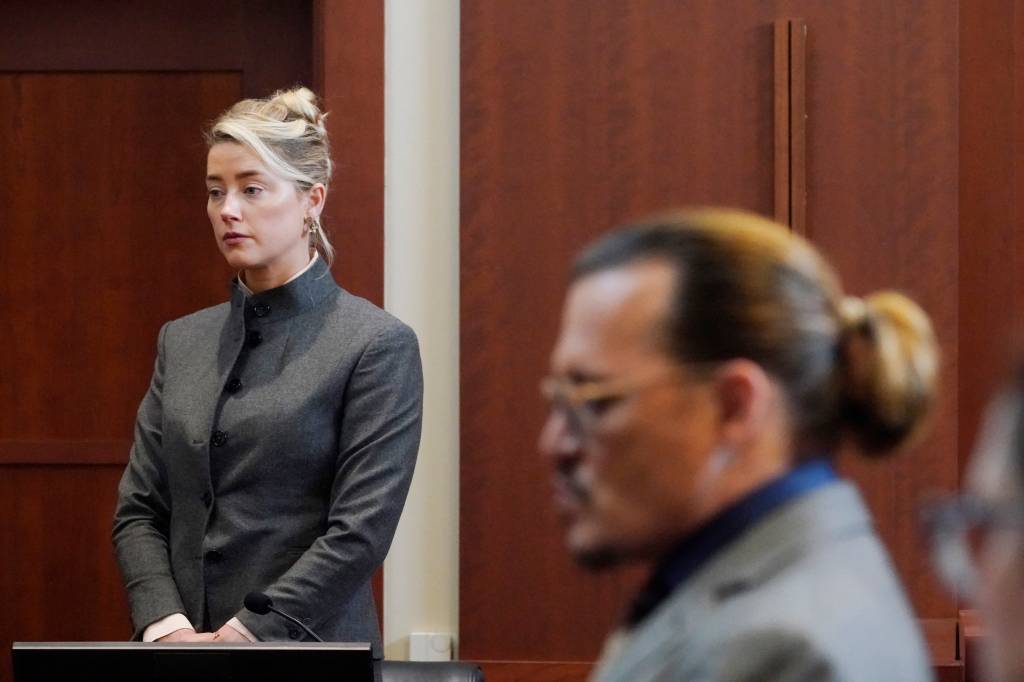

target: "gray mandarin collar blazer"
[593,482,934,682]
[113,257,423,654]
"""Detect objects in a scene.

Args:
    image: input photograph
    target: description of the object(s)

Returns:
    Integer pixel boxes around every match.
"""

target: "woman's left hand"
[213,624,250,642]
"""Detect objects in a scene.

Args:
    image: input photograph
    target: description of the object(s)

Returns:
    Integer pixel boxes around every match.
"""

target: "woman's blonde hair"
[205,86,335,265]
[573,208,940,457]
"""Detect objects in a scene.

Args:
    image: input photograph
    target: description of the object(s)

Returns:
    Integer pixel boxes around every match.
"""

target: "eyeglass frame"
[920,493,1024,598]
[539,367,690,445]
[921,494,1024,536]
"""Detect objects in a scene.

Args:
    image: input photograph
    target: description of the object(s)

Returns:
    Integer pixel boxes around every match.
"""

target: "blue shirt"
[625,458,838,626]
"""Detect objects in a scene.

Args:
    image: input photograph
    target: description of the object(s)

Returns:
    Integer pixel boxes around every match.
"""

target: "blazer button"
[288,628,301,640]
[205,549,223,563]
[246,330,263,347]
[252,304,272,318]
[226,377,242,393]
[211,430,228,447]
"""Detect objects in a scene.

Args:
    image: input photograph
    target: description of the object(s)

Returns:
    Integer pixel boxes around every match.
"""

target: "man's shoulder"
[602,585,930,682]
[596,487,931,681]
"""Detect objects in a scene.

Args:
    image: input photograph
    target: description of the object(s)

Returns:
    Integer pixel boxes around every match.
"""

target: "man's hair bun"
[838,291,939,455]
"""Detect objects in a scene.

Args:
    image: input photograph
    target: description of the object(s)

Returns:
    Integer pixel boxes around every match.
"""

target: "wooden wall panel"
[313,0,387,620]
[959,0,1021,477]
[470,660,965,682]
[0,466,131,641]
[315,0,385,306]
[0,4,322,676]
[0,71,240,678]
[782,0,960,621]
[0,73,240,448]
[1018,0,1024,358]
[474,661,593,682]
[0,0,312,99]
[462,0,960,664]
[461,1,778,661]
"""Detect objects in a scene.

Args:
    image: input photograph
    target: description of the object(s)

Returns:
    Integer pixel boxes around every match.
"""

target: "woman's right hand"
[157,628,218,642]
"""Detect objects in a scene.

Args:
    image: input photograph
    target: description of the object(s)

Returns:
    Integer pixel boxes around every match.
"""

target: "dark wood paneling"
[462,0,960,663]
[959,0,1020,478]
[1018,0,1024,359]
[314,0,385,306]
[476,661,593,682]
[1,4,324,672]
[0,1,312,97]
[461,0,778,660]
[0,1,244,71]
[785,0,959,623]
[960,609,985,682]
[935,662,966,682]
[773,18,807,235]
[0,73,240,443]
[0,441,130,465]
[0,71,240,677]
[241,1,313,98]
[313,0,386,619]
[0,465,131,675]
[921,618,959,666]
[472,658,962,682]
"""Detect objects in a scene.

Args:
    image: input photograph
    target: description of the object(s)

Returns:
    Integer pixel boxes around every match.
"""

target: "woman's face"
[967,394,1024,682]
[205,142,322,288]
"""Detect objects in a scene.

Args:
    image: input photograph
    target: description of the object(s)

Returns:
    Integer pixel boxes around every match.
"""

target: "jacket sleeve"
[235,321,424,641]
[111,323,187,640]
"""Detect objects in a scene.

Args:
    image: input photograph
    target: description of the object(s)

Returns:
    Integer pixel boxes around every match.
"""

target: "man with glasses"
[539,210,936,681]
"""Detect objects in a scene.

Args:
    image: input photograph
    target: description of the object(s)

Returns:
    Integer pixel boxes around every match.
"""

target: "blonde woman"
[113,88,422,651]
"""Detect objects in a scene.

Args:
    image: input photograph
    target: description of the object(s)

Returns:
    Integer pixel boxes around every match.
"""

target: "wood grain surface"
[0,70,240,679]
[461,0,961,663]
[313,0,387,619]
[0,4,326,676]
[0,72,240,444]
[0,466,132,642]
[0,1,312,99]
[958,0,1023,479]
[314,0,386,306]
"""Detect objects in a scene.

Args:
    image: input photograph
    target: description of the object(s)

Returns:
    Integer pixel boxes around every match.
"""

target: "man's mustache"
[556,462,591,504]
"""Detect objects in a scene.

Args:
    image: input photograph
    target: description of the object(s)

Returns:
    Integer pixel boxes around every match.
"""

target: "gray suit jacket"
[592,483,933,682]
[112,258,422,653]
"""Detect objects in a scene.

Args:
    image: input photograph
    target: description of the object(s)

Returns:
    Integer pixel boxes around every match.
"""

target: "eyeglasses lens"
[931,525,979,600]
[925,497,998,601]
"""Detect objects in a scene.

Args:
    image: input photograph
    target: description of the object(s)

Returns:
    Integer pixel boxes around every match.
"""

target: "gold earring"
[307,217,320,235]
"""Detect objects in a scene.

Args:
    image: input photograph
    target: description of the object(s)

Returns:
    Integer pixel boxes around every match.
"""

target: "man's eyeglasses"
[920,494,1024,599]
[539,369,682,445]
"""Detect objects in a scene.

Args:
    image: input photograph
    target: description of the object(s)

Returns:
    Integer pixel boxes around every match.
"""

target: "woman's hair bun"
[268,86,328,133]
[838,291,939,455]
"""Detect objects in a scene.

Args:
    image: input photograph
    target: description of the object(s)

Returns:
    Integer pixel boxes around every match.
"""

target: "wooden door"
[0,1,313,674]
[460,1,961,677]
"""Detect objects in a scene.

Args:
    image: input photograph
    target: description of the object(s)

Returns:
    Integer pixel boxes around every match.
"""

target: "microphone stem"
[267,605,324,642]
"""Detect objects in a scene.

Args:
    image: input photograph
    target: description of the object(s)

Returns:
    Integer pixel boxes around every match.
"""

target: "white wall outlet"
[408,632,452,661]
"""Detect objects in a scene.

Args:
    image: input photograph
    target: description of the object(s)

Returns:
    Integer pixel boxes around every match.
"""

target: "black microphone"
[244,591,324,642]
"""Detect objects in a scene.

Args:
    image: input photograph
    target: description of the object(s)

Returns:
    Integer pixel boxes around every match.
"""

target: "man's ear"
[712,359,776,449]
